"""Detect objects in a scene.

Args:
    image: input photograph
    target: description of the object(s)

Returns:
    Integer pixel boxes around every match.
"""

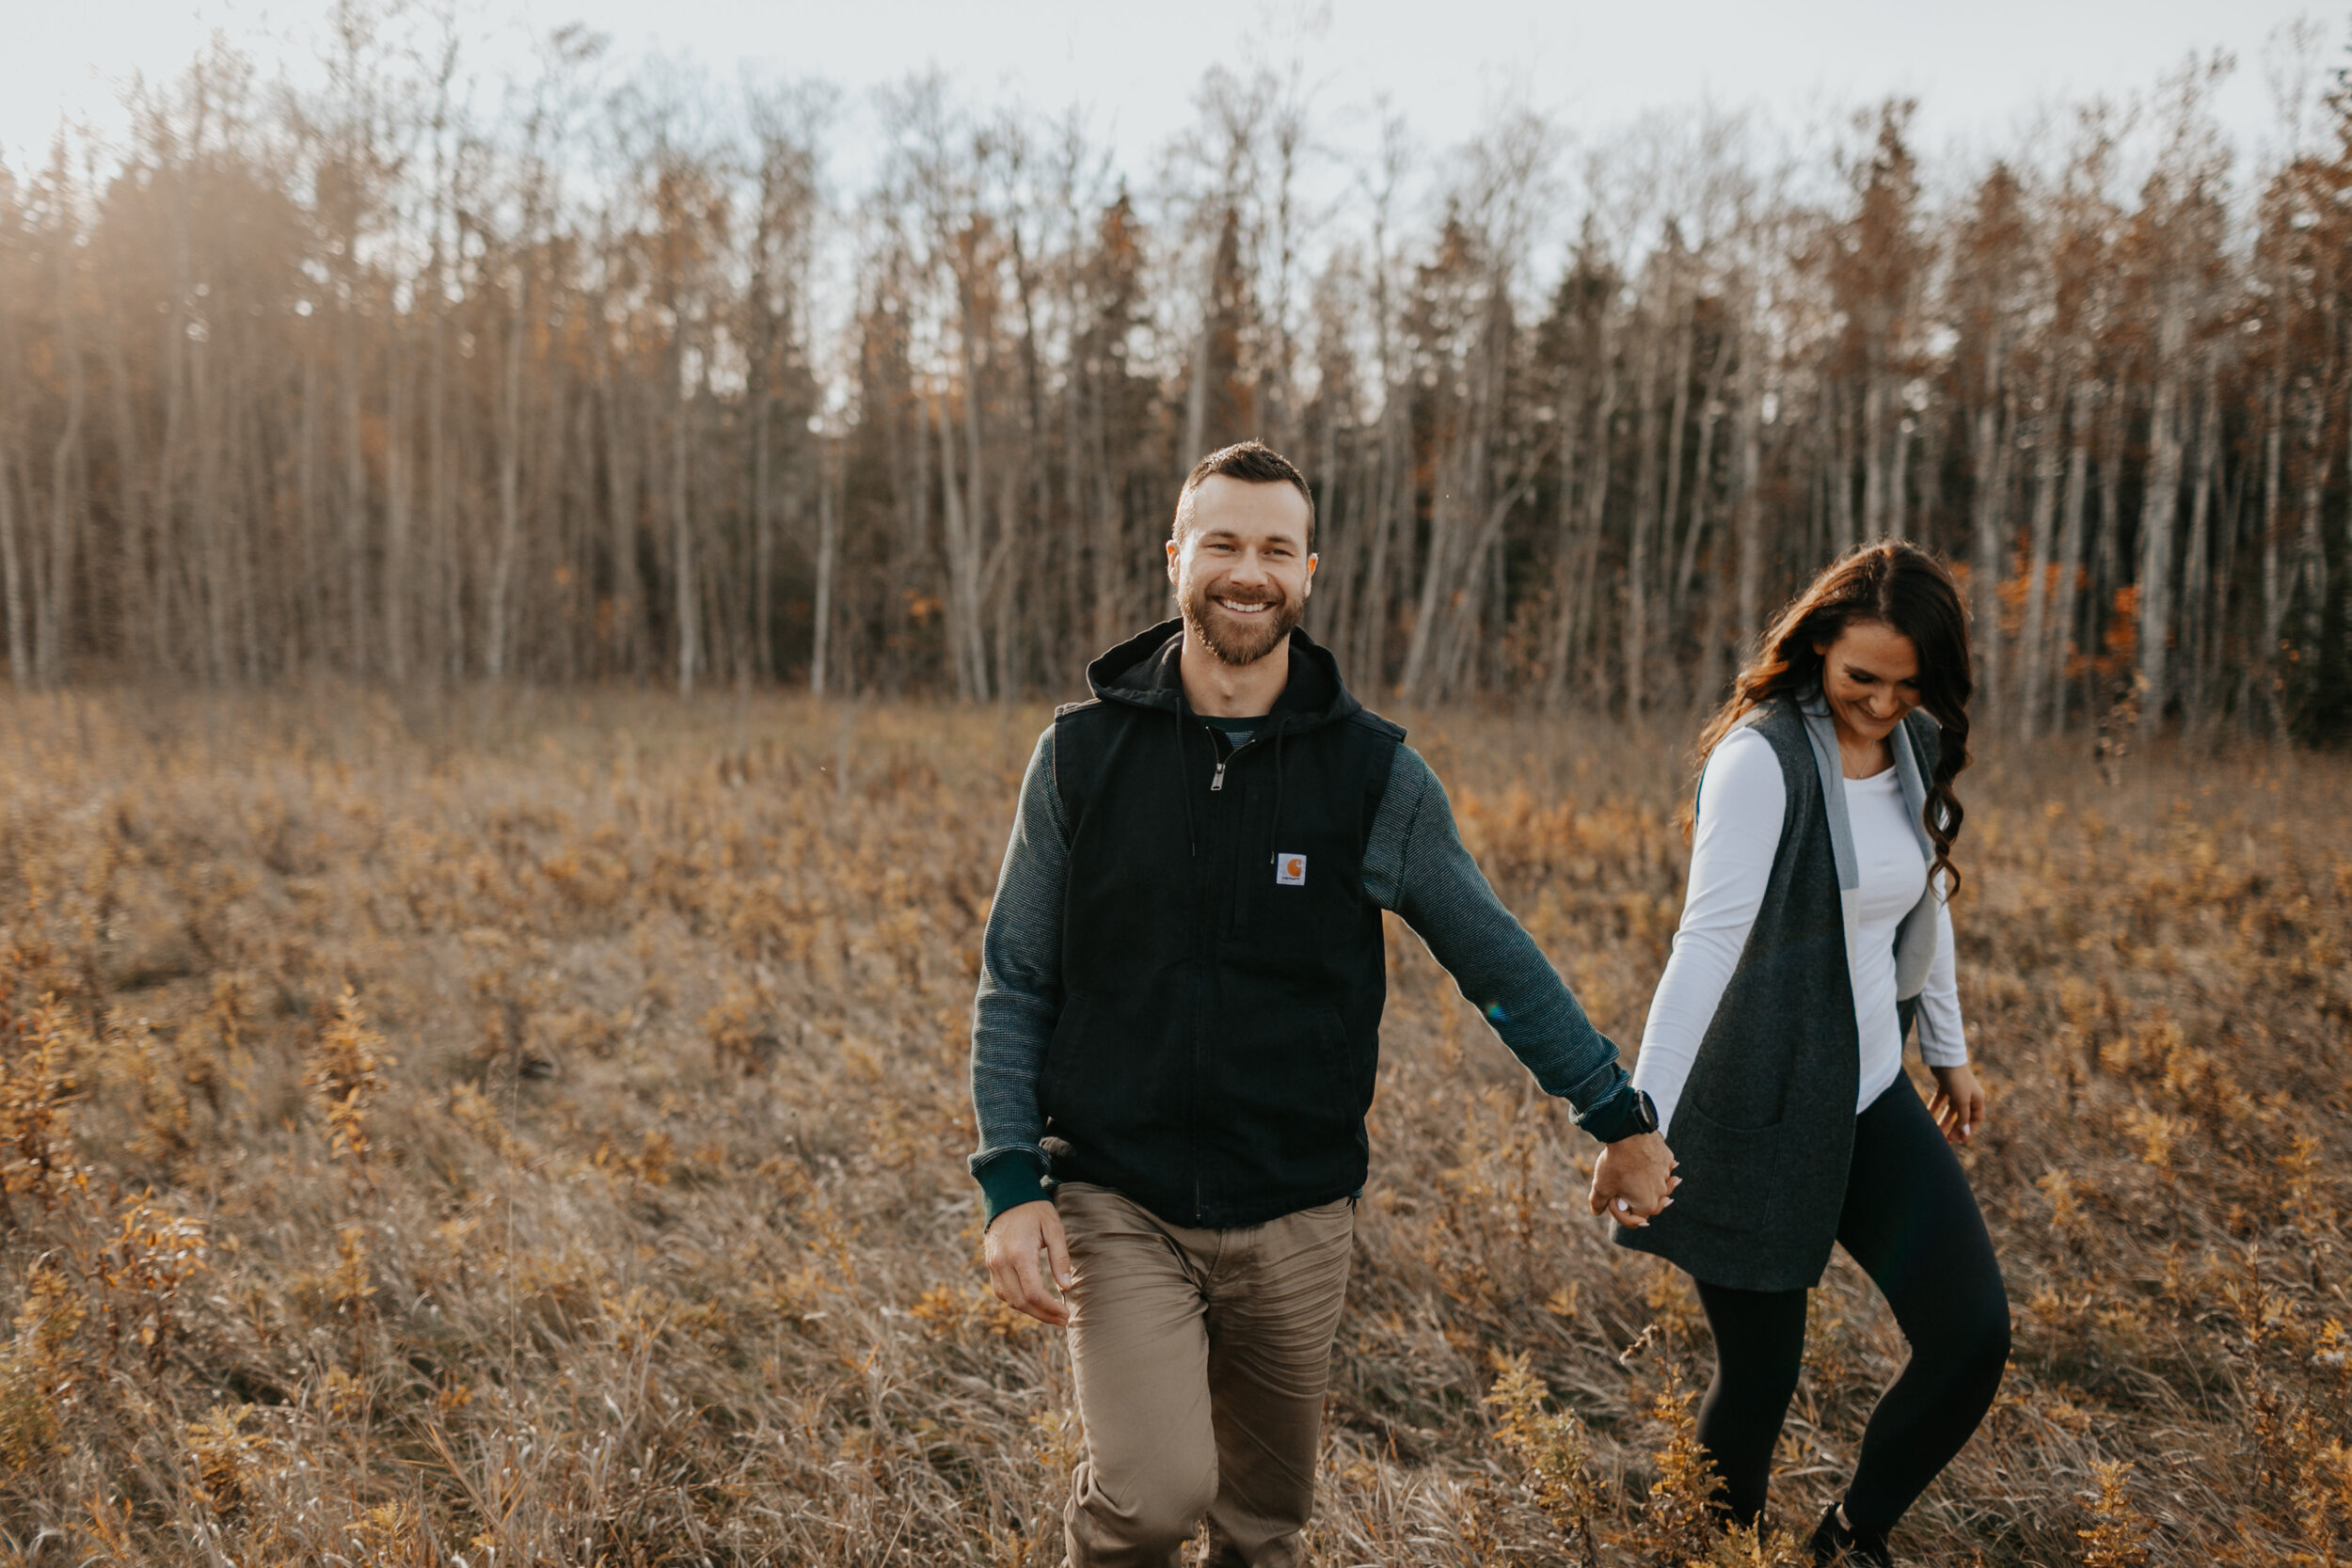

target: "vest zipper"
[1215,734,1264,938]
[1195,726,1259,1223]
[1212,730,1264,791]
[1194,731,1222,1223]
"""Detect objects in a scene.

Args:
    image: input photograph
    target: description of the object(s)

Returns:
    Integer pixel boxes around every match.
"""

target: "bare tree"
[1,22,2348,740]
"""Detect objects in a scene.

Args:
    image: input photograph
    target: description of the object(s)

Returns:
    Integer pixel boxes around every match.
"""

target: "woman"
[1613,542,2010,1566]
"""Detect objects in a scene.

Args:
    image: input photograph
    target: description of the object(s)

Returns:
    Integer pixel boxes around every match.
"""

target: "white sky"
[7,0,2340,182]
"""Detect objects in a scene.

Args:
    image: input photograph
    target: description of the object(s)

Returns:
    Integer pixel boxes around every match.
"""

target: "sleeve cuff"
[976,1151,1051,1226]
[1572,1081,1645,1143]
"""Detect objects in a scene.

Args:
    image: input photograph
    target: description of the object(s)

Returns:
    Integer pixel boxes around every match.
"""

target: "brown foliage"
[0,689,2340,1564]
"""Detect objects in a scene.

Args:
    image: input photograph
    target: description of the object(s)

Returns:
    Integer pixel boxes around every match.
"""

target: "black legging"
[1692,1080,2010,1540]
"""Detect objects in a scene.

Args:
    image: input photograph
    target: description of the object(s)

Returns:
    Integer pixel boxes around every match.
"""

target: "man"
[968,439,1677,1567]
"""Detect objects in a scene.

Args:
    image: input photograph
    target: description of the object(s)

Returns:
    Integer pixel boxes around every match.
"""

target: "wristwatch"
[1607,1088,1661,1141]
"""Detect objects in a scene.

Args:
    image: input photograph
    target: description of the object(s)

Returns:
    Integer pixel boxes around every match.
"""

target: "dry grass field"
[0,689,2344,1566]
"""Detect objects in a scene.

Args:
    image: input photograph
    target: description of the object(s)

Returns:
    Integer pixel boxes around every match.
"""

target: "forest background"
[2,7,2351,737]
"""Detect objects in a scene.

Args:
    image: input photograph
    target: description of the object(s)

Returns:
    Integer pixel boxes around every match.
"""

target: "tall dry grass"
[0,687,2343,1565]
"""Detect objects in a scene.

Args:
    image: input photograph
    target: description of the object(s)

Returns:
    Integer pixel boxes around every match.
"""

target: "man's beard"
[1179,574,1303,667]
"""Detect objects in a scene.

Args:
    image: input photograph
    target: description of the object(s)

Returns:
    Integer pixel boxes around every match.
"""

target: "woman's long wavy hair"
[1693,540,1975,892]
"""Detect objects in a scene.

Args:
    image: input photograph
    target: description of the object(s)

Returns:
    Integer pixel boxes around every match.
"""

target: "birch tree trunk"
[810,441,838,695]
[1967,334,2006,718]
[1886,398,1912,541]
[1400,449,1465,704]
[40,256,87,687]
[1671,340,1730,627]
[101,285,155,669]
[957,287,993,699]
[2205,440,2245,719]
[991,465,1019,701]
[1180,213,1224,470]
[1569,338,1620,705]
[0,443,25,686]
[598,345,644,680]
[189,285,229,682]
[2135,306,2188,731]
[1732,327,1764,667]
[672,365,698,697]
[2176,360,2218,723]
[1831,382,1857,557]
[2258,376,2287,731]
[1351,392,1403,691]
[1862,369,1888,539]
[153,277,186,677]
[2042,385,2092,733]
[750,329,776,682]
[2086,390,2128,717]
[1656,306,1696,621]
[1086,372,1122,659]
[2017,367,2065,739]
[486,275,528,680]
[933,390,986,701]
[340,277,370,678]
[1542,360,1589,704]
[1623,293,1666,714]
[425,245,454,682]
[2291,384,2331,652]
[384,312,411,682]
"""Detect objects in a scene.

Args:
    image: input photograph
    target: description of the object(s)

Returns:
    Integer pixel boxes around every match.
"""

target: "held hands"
[988,1135,1691,1312]
[982,1199,1073,1326]
[1927,1062,1987,1147]
[1588,1131,1679,1227]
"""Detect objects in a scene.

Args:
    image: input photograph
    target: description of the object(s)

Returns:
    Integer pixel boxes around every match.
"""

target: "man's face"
[1166,476,1317,668]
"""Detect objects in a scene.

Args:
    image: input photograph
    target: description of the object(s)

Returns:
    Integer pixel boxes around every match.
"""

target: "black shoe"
[1809,1502,1894,1567]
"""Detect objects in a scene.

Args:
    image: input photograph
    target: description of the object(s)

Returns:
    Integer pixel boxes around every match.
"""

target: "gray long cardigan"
[1613,696,1944,1292]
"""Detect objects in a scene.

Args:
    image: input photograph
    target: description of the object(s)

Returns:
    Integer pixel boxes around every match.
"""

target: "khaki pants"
[1054,1183,1356,1568]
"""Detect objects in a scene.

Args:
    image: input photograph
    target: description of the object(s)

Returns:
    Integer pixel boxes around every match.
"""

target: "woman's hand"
[1927,1062,1986,1147]
[1589,1132,1679,1226]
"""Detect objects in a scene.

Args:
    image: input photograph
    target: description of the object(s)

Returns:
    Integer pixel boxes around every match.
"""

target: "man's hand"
[1588,1132,1678,1227]
[983,1199,1073,1326]
[1927,1062,1987,1147]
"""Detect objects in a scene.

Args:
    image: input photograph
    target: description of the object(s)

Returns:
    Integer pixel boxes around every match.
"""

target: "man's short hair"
[1173,440,1317,553]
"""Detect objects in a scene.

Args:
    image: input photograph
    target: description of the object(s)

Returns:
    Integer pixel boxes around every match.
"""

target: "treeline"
[2,16,2350,738]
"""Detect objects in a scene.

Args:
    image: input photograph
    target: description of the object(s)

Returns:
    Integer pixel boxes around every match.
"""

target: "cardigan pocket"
[1667,1101,1784,1235]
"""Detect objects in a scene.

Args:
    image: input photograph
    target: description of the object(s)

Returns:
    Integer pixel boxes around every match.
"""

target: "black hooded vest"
[1040,620,1404,1228]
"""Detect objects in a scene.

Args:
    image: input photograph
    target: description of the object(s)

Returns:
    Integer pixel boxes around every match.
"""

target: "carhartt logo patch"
[1276,853,1307,887]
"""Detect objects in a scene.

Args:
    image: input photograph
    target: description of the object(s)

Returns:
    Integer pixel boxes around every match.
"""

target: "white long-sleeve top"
[1633,725,1967,1140]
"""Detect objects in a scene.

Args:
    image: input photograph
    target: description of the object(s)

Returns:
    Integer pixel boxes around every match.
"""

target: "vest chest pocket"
[1235,831,1358,942]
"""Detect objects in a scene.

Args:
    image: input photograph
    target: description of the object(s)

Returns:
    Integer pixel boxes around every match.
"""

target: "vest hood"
[1085,619,1364,735]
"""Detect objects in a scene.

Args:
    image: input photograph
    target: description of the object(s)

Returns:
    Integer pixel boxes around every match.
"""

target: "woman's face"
[1814,618,1922,745]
